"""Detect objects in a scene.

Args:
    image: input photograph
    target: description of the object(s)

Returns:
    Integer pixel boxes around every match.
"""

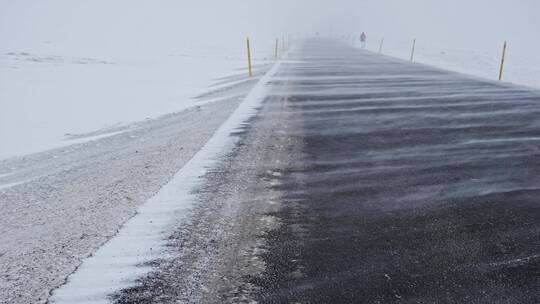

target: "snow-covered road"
[0,67,269,304]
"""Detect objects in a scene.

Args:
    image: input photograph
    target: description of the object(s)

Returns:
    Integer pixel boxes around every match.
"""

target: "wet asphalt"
[116,39,540,303]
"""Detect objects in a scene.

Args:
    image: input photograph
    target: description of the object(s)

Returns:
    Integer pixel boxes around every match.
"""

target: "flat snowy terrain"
[359,38,540,89]
[0,47,260,160]
[0,1,275,160]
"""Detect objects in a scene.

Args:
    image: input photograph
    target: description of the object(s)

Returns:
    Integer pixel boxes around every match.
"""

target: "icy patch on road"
[49,62,281,304]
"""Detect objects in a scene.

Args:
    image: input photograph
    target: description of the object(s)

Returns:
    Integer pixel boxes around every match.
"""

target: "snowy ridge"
[48,61,282,304]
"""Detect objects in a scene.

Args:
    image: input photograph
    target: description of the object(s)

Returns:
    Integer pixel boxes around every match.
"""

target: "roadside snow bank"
[49,62,281,304]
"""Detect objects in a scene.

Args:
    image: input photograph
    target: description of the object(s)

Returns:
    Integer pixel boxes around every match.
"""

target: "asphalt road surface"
[115,39,540,303]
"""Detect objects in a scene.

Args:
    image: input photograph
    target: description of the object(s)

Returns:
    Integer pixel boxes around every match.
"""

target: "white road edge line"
[48,61,282,304]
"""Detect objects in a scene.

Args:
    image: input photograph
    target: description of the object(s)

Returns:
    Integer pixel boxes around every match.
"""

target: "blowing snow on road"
[3,1,540,304]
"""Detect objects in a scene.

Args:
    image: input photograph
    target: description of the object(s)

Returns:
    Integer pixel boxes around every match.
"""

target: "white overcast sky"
[0,0,538,56]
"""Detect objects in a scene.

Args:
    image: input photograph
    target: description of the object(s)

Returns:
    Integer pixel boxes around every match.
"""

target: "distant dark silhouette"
[360,32,367,49]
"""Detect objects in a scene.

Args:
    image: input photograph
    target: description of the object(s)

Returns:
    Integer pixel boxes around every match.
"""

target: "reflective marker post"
[275,38,279,60]
[247,37,253,78]
[499,41,507,81]
[410,39,416,62]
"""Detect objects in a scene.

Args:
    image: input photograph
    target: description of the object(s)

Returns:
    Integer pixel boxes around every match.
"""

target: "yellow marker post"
[378,38,384,54]
[410,39,416,62]
[247,37,253,78]
[499,41,507,81]
[275,38,279,60]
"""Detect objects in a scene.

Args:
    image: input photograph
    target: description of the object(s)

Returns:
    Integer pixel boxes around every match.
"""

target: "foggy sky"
[0,0,538,56]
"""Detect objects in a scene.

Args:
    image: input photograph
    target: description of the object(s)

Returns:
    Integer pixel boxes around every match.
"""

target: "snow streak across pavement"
[53,39,540,303]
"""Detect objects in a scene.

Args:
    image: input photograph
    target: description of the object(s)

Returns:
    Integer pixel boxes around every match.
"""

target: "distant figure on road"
[360,32,367,49]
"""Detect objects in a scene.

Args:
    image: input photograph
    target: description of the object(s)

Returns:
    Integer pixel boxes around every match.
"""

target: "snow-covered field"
[356,38,540,90]
[0,45,270,160]
[0,0,276,160]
